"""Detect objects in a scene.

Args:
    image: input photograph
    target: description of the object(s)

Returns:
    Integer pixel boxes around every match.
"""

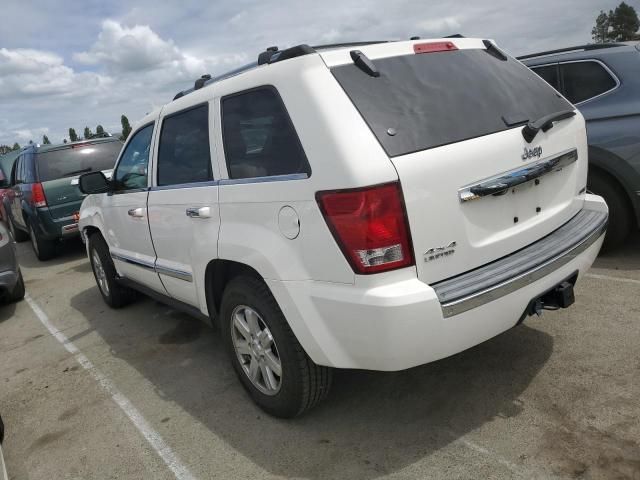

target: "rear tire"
[29,224,56,261]
[8,269,25,302]
[88,233,135,308]
[221,275,332,418]
[588,172,633,252]
[8,215,28,242]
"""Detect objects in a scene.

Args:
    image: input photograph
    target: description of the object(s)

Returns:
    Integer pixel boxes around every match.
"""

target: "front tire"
[8,269,25,302]
[221,276,332,418]
[88,233,135,308]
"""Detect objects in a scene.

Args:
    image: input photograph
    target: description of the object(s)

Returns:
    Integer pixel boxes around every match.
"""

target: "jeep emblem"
[522,146,542,161]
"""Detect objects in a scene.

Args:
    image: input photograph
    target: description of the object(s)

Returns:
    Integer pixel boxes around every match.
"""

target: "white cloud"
[417,17,462,34]
[0,47,111,100]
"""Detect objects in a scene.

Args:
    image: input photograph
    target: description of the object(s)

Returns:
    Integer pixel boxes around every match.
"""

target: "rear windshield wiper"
[63,167,92,177]
[522,109,576,143]
[350,50,380,77]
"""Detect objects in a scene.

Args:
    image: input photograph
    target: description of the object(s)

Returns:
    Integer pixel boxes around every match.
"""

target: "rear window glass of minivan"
[36,141,123,182]
[331,48,572,157]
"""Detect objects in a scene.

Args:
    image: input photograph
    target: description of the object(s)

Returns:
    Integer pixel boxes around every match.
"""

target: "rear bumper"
[268,195,608,371]
[33,209,80,240]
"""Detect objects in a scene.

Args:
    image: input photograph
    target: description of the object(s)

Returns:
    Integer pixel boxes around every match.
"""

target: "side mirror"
[79,171,110,194]
[0,178,8,188]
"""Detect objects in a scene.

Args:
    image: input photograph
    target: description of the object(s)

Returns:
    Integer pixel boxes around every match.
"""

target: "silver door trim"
[111,252,193,282]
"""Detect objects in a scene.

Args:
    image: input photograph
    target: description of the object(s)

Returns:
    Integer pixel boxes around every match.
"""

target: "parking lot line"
[585,273,640,285]
[23,293,196,480]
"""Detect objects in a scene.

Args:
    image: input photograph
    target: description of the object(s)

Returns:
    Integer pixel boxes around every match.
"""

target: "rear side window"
[36,141,123,182]
[531,64,561,91]
[157,104,212,186]
[221,87,310,180]
[332,49,573,157]
[560,61,617,104]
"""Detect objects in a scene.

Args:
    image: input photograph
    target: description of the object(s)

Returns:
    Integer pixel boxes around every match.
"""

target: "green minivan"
[4,138,123,260]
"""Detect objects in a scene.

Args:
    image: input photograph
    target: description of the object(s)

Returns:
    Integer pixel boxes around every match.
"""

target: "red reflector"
[413,42,458,54]
[316,182,414,274]
[31,183,47,208]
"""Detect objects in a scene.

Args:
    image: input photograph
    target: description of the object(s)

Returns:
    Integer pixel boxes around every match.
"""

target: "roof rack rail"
[172,44,317,101]
[311,40,391,50]
[517,42,625,60]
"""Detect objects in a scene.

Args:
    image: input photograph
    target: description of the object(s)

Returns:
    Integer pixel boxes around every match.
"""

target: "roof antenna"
[350,50,380,77]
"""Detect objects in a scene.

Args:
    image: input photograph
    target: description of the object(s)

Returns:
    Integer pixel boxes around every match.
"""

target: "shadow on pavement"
[593,232,640,271]
[70,285,553,479]
[15,238,86,270]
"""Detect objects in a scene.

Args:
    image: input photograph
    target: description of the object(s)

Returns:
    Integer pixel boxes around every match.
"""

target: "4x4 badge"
[522,146,542,161]
[424,241,457,262]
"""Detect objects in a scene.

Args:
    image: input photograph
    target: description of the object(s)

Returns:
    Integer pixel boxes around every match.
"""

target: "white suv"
[79,38,608,417]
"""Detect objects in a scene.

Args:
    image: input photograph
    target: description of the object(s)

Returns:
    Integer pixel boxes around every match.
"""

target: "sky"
[0,0,633,146]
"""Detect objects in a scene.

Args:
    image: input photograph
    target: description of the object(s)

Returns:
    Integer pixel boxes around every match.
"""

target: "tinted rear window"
[560,61,617,104]
[332,49,572,157]
[36,141,122,182]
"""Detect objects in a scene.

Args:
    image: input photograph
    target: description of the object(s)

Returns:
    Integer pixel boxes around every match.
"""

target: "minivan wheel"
[9,216,28,242]
[88,233,135,308]
[221,276,332,418]
[29,224,56,261]
[588,173,632,251]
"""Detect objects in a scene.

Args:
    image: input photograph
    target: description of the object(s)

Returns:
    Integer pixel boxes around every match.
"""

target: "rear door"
[326,39,587,284]
[35,141,123,219]
[147,102,220,307]
[101,123,165,292]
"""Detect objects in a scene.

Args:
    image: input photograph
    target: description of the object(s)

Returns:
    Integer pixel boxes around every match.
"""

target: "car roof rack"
[172,41,397,101]
[517,42,626,60]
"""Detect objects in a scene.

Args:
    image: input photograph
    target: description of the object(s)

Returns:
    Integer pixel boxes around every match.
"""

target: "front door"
[147,102,219,308]
[102,122,165,293]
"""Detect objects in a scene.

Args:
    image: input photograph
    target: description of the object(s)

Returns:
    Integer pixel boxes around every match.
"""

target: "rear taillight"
[316,182,414,274]
[31,183,47,208]
[413,41,458,54]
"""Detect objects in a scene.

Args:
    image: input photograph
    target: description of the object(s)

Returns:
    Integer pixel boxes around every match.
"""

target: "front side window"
[113,124,154,191]
[221,87,310,180]
[560,61,617,104]
[157,104,212,186]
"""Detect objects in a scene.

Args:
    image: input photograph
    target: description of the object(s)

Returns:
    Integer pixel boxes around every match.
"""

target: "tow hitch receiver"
[529,280,576,316]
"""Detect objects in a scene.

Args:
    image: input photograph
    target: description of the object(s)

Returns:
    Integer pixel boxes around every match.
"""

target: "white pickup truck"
[79,38,607,417]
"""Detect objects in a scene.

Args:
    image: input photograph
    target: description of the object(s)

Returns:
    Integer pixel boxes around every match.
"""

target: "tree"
[42,135,51,144]
[69,128,78,142]
[96,125,105,135]
[592,10,612,43]
[592,2,639,43]
[83,126,93,140]
[610,1,640,41]
[120,115,132,141]
[12,142,20,150]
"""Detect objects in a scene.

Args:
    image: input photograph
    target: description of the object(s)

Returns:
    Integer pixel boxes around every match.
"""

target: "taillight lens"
[31,183,47,208]
[413,41,458,54]
[316,182,414,274]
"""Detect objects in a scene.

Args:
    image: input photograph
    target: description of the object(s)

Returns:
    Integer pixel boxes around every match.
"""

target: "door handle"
[186,206,211,219]
[127,207,145,218]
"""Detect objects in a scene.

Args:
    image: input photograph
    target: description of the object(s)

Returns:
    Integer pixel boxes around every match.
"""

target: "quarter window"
[221,87,310,180]
[532,65,560,91]
[560,61,617,104]
[113,124,154,191]
[157,104,212,186]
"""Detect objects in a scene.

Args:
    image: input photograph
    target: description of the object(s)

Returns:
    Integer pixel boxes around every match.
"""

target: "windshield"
[331,48,573,157]
[36,141,123,182]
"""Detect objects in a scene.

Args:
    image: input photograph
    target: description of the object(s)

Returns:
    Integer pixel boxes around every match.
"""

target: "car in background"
[520,43,640,250]
[0,151,20,222]
[4,138,122,260]
[0,222,24,304]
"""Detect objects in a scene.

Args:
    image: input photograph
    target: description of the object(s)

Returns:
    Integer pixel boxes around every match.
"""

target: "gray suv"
[520,43,640,250]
